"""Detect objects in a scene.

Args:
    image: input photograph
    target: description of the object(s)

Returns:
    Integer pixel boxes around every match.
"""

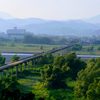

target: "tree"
[87,45,94,51]
[40,64,67,89]
[0,53,6,66]
[38,54,49,64]
[74,57,100,99]
[97,46,100,51]
[86,77,100,100]
[72,43,82,51]
[10,43,16,47]
[11,54,20,62]
[65,52,86,80]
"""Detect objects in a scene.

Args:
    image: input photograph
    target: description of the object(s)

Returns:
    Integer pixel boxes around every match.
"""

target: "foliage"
[22,35,53,44]
[72,43,82,51]
[41,64,67,89]
[97,46,100,51]
[11,54,20,62]
[10,43,16,47]
[40,46,43,49]
[86,77,100,100]
[87,45,93,51]
[0,75,19,93]
[54,52,86,80]
[39,54,49,64]
[74,57,100,99]
[65,52,86,80]
[0,88,35,100]
[0,53,6,66]
[39,53,54,64]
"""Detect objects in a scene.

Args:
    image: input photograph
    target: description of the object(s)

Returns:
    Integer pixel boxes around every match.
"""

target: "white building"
[7,27,33,39]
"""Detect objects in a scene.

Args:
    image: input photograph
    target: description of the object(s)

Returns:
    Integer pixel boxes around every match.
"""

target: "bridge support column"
[24,63,26,70]
[20,64,22,74]
[0,71,3,78]
[6,69,9,77]
[16,65,18,77]
[1,71,3,77]
[31,60,33,68]
[11,67,13,75]
[34,60,35,66]
[27,61,29,69]
[37,59,38,65]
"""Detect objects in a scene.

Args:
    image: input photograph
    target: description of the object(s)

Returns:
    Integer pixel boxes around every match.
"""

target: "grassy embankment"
[0,43,62,53]
[1,43,100,55]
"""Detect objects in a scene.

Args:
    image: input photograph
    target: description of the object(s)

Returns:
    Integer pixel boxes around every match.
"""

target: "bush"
[11,54,20,62]
[72,43,82,51]
[97,46,100,51]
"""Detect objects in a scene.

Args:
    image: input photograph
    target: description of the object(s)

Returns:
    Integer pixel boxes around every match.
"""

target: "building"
[7,27,33,39]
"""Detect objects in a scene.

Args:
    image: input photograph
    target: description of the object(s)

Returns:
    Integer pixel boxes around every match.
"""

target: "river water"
[1,53,34,63]
[1,53,100,63]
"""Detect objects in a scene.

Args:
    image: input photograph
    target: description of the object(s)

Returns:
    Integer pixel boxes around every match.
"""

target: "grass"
[0,43,63,53]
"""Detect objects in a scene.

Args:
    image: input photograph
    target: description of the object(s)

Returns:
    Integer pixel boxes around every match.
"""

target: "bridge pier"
[11,67,14,75]
[0,44,75,79]
[37,58,38,65]
[16,65,18,77]
[34,60,35,66]
[31,60,33,68]
[6,69,9,77]
[20,64,22,74]
[1,71,3,77]
[24,63,26,70]
[27,61,29,69]
[0,71,3,78]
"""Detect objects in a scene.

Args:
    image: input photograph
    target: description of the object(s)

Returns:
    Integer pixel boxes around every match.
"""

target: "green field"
[0,43,63,53]
[1,43,100,55]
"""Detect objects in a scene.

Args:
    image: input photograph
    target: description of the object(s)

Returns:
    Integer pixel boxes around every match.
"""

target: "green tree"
[86,77,100,100]
[87,45,94,51]
[97,46,100,51]
[38,54,49,64]
[65,52,86,80]
[0,53,6,66]
[11,54,20,62]
[41,64,67,89]
[74,57,100,99]
[10,43,16,47]
[72,43,82,51]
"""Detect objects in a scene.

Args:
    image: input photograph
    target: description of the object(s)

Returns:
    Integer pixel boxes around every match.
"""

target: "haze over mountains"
[0,11,100,36]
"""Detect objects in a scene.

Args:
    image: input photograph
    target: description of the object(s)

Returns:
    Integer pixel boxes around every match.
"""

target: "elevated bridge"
[0,44,75,78]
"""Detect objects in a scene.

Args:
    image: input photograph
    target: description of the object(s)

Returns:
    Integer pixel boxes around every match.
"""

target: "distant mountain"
[7,18,48,27]
[82,14,100,24]
[91,29,100,36]
[0,11,15,19]
[0,19,18,32]
[20,20,99,36]
[0,14,100,36]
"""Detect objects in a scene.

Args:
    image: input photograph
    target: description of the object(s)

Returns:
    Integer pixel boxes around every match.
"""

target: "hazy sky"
[0,0,100,20]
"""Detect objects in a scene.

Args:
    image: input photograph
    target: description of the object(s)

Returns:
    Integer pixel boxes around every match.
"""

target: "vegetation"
[0,53,6,66]
[11,54,20,62]
[72,43,82,51]
[87,45,94,51]
[1,47,100,99]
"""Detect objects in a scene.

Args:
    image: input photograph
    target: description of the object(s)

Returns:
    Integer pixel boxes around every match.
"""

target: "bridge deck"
[0,44,75,71]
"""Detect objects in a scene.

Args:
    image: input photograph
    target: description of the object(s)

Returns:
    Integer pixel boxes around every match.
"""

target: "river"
[1,53,34,63]
[1,53,100,63]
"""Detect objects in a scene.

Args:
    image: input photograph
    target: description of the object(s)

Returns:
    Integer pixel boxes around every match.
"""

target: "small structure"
[7,27,33,39]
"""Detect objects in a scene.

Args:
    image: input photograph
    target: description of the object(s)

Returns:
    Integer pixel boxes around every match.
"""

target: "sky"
[0,0,100,20]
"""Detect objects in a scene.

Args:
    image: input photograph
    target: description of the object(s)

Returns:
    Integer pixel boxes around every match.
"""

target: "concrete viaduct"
[0,44,75,78]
